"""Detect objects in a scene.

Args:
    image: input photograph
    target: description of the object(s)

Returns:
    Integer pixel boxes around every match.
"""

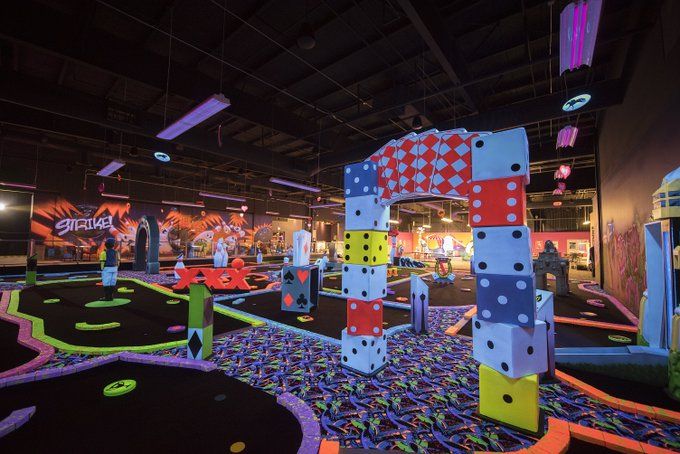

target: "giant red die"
[469,176,526,227]
[347,298,383,336]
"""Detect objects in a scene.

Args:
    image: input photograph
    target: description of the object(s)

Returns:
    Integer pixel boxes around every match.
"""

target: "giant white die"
[341,264,387,300]
[340,328,387,375]
[472,316,548,379]
[472,226,532,276]
[536,288,555,377]
[344,161,379,198]
[471,128,530,184]
[345,195,390,231]
[293,229,311,266]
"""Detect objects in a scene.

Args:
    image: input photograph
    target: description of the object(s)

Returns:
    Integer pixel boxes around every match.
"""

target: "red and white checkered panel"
[413,132,441,193]
[366,129,476,203]
[430,132,476,197]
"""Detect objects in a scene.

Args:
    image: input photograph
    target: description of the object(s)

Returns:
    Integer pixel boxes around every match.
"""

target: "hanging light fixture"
[556,125,579,148]
[560,0,603,74]
[562,93,591,111]
[411,115,423,130]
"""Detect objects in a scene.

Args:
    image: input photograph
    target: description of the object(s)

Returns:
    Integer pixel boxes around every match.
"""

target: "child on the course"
[99,238,120,301]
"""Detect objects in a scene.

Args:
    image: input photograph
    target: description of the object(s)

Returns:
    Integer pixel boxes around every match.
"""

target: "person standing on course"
[99,238,120,301]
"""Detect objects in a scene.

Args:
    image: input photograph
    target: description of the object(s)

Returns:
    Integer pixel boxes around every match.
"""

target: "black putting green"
[0,361,303,453]
[15,280,250,348]
[222,292,411,339]
[0,318,37,374]
[386,276,477,307]
[321,266,430,292]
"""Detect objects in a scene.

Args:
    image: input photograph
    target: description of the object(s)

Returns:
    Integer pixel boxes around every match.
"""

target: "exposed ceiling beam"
[0,69,308,179]
[395,0,478,112]
[0,1,355,153]
[315,78,625,172]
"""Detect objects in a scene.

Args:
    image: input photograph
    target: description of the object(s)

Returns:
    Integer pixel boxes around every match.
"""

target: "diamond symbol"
[188,330,202,358]
[283,293,294,307]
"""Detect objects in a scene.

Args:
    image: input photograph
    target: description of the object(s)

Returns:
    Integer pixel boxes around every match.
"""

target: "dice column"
[340,162,391,375]
[469,129,548,434]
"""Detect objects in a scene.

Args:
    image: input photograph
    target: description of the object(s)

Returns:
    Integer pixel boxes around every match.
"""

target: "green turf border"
[75,321,121,331]
[8,277,263,355]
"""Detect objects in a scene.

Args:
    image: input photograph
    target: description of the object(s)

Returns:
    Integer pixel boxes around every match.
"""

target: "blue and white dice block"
[340,328,387,375]
[472,226,532,276]
[470,127,530,184]
[345,195,390,231]
[344,162,379,198]
[472,316,548,379]
[341,263,387,300]
[477,273,536,327]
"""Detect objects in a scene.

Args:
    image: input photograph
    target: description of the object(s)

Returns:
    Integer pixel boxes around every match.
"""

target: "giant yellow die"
[478,364,540,433]
[343,230,389,266]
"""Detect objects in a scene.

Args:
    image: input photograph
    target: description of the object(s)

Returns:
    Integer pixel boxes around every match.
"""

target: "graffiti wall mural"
[30,195,273,259]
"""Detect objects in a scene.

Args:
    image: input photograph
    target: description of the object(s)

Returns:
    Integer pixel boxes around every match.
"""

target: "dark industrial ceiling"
[0,0,659,213]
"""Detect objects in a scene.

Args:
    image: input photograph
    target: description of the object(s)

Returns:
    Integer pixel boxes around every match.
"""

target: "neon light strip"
[96,159,125,176]
[101,192,130,200]
[198,191,246,202]
[269,177,321,193]
[157,94,230,140]
[0,181,37,190]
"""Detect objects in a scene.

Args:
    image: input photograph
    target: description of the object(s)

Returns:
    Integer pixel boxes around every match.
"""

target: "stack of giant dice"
[469,128,549,434]
[340,161,391,375]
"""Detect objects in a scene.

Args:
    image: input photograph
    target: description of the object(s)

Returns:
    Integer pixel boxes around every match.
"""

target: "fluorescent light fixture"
[97,159,125,176]
[198,191,246,202]
[562,93,591,111]
[388,219,400,224]
[290,214,312,219]
[162,200,204,208]
[421,202,443,211]
[310,203,342,209]
[0,181,37,190]
[441,217,453,223]
[582,220,591,225]
[265,211,280,216]
[331,211,345,216]
[154,152,171,162]
[0,202,6,211]
[329,197,345,204]
[399,207,417,214]
[101,192,130,200]
[560,0,602,74]
[422,224,431,228]
[556,125,579,148]
[225,206,242,212]
[157,94,231,140]
[269,177,321,193]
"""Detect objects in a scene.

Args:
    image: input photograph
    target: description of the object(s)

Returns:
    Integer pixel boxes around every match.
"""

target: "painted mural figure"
[99,237,120,301]
[213,237,228,268]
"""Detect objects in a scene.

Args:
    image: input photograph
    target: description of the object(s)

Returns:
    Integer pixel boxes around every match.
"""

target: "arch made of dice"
[341,127,546,433]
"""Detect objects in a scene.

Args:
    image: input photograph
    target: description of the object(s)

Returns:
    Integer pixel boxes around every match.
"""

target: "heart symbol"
[241,205,248,212]
[297,269,309,284]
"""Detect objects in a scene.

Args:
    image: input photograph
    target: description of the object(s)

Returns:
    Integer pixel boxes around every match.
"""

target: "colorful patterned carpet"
[39,304,680,452]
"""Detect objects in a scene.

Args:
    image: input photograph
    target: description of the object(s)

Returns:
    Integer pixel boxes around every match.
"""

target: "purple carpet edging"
[0,406,36,438]
[0,352,217,389]
[0,291,55,379]
[277,392,321,454]
[578,281,639,325]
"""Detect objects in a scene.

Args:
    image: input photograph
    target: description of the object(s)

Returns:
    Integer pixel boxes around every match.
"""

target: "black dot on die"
[343,288,348,294]
[527,346,534,355]
[512,230,522,238]
[383,356,386,362]
[355,210,361,216]
[378,245,382,251]
[343,356,347,362]
[514,263,524,271]
[345,233,350,239]
[371,364,375,370]
[362,291,367,297]
[371,340,375,347]
[385,222,389,228]
[383,335,386,340]
[344,266,348,272]
[352,348,357,354]
[511,163,521,172]
[501,362,509,371]
[372,256,376,262]
[373,198,378,204]
[345,244,350,249]
[479,262,487,270]
[503,394,513,404]
[361,340,367,346]
[361,267,367,273]
[382,289,386,294]
[475,140,484,148]
[363,256,369,262]
[475,321,481,329]
[345,255,350,260]
[546,321,551,330]
[477,231,486,239]
[364,233,369,239]
[371,269,375,274]
[487,340,494,349]
[377,348,381,354]
[374,221,378,227]
[363,245,369,250]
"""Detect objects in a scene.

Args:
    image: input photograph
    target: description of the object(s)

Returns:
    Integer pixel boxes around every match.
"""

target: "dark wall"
[598,1,680,313]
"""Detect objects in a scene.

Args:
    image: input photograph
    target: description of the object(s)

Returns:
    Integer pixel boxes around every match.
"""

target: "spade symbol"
[411,292,416,302]
[419,292,426,303]
[283,270,294,284]
[296,293,308,309]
